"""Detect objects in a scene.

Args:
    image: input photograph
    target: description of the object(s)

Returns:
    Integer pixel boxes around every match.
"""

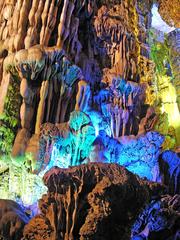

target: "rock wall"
[157,0,180,28]
[168,29,180,111]
[148,28,180,145]
[23,163,165,240]
[0,1,179,239]
[0,0,157,158]
[132,194,180,240]
[0,199,30,240]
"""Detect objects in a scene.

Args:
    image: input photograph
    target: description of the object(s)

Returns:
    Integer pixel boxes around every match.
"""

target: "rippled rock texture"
[0,0,155,158]
[159,150,180,195]
[157,0,180,28]
[0,199,30,240]
[132,194,180,240]
[23,163,165,240]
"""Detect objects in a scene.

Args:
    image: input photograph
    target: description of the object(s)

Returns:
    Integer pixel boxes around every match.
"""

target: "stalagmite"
[35,80,49,134]
[75,80,91,112]
[122,107,129,136]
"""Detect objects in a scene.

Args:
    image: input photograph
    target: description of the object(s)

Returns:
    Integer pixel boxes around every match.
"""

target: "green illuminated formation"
[149,29,180,146]
[0,1,179,239]
[0,155,46,205]
[0,75,21,155]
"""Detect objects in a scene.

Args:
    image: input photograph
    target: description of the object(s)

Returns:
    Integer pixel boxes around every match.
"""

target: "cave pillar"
[35,80,49,134]
[12,77,36,157]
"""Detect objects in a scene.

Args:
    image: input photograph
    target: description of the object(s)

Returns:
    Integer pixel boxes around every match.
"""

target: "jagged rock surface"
[157,0,180,28]
[0,199,30,240]
[37,113,164,181]
[132,194,180,240]
[0,0,155,158]
[159,150,180,195]
[23,163,166,240]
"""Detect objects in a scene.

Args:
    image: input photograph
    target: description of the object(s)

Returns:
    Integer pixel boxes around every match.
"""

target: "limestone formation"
[138,106,157,135]
[38,111,96,172]
[157,0,180,28]
[168,29,180,111]
[94,77,142,137]
[23,163,166,240]
[1,46,83,157]
[0,155,47,205]
[99,130,165,181]
[0,2,179,238]
[1,0,177,164]
[132,194,180,240]
[0,199,30,240]
[35,108,165,182]
[159,150,180,195]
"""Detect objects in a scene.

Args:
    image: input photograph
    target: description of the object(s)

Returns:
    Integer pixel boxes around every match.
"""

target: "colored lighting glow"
[0,155,47,206]
[151,5,175,33]
[158,76,180,144]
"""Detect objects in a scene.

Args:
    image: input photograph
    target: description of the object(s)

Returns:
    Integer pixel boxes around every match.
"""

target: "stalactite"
[57,0,73,48]
[25,0,45,48]
[35,80,49,134]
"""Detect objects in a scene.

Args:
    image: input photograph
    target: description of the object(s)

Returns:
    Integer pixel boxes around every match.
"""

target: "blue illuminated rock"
[39,111,96,171]
[0,199,30,240]
[98,130,164,181]
[159,150,180,194]
[131,194,180,240]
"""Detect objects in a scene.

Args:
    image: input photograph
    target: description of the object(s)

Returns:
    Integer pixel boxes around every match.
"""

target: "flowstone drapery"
[0,1,179,239]
[39,111,96,172]
[1,46,85,158]
[37,111,165,181]
[94,77,142,137]
[0,0,178,162]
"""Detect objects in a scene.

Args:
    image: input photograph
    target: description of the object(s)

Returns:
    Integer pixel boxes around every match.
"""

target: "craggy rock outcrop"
[37,111,96,173]
[23,163,166,240]
[0,199,30,240]
[159,150,180,195]
[37,111,164,181]
[157,0,180,28]
[98,130,164,181]
[132,194,180,240]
